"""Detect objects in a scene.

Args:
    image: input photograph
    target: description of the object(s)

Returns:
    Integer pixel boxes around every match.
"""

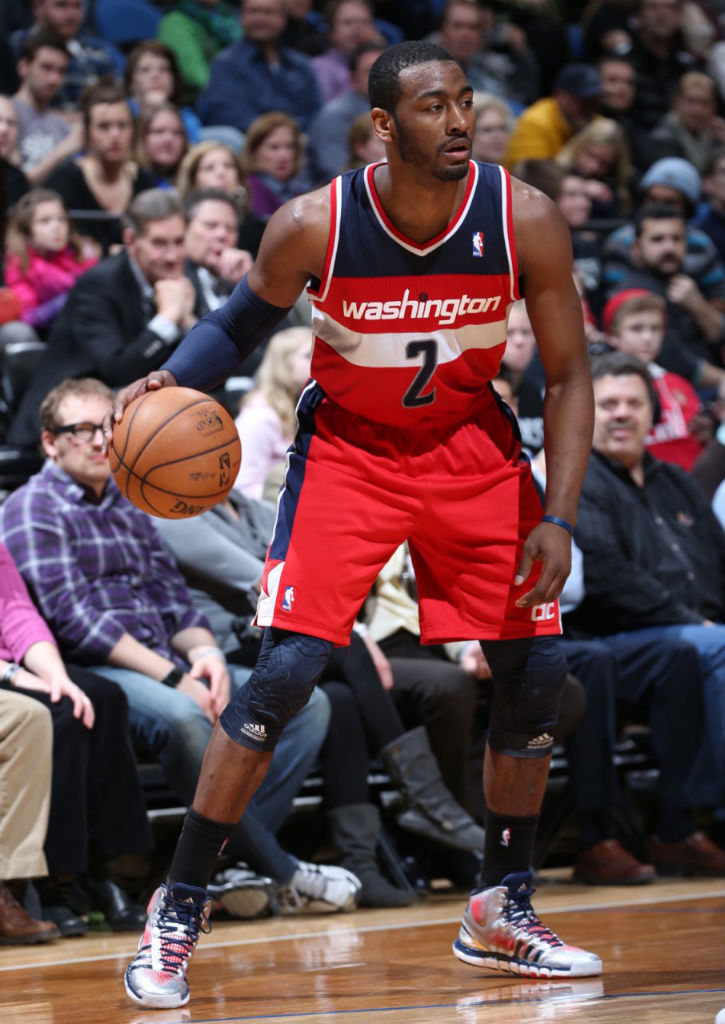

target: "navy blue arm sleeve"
[161,277,293,391]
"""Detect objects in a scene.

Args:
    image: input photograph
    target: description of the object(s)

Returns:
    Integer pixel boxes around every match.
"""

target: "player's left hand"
[514,521,572,609]
[189,652,232,717]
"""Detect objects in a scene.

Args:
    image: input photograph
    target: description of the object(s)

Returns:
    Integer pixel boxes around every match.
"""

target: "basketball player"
[113,42,600,1009]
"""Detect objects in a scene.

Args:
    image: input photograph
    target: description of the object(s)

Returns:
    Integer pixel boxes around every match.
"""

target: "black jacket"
[565,449,725,636]
[7,251,204,447]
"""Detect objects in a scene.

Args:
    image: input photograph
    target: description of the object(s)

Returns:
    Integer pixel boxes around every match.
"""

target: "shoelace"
[505,884,563,948]
[155,891,212,974]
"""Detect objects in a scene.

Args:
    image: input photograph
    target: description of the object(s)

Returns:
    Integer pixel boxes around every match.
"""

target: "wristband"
[541,514,574,536]
[1,662,21,685]
[161,666,184,687]
[193,646,227,664]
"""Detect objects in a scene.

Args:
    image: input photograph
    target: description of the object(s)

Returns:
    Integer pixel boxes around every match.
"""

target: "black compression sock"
[481,810,539,888]
[167,808,236,890]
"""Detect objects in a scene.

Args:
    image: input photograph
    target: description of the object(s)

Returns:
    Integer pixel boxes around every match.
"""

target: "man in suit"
[183,189,253,315]
[8,189,202,448]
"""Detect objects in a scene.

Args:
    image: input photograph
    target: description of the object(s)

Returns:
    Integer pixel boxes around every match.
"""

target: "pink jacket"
[4,245,98,329]
[0,540,56,665]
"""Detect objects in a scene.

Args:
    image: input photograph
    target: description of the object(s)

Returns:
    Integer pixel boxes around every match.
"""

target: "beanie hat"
[639,157,701,206]
[602,288,664,335]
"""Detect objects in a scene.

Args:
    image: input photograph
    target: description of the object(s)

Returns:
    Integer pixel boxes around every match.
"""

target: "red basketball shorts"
[255,382,562,645]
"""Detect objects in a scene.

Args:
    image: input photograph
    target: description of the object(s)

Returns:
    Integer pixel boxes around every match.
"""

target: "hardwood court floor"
[1,872,722,1024]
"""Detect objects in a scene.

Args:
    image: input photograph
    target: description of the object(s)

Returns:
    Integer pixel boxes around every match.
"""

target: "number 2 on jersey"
[403,339,438,408]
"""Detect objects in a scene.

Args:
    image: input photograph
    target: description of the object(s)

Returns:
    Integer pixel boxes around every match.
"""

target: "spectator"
[0,94,30,210]
[607,205,725,391]
[582,0,636,59]
[4,187,98,334]
[499,299,544,457]
[133,103,188,190]
[603,287,705,468]
[234,325,313,501]
[6,189,199,448]
[124,40,202,145]
[158,0,242,100]
[649,71,725,174]
[1,538,153,935]
[602,157,725,322]
[343,110,386,171]
[11,0,124,109]
[177,140,266,257]
[625,0,697,134]
[1,377,359,917]
[12,30,82,187]
[183,188,253,314]
[504,63,603,167]
[311,0,380,102]
[45,78,156,254]
[691,374,725,505]
[433,0,540,108]
[200,0,323,135]
[566,351,725,865]
[307,41,384,185]
[693,147,725,262]
[0,689,58,943]
[241,112,310,220]
[555,117,633,217]
[472,93,514,166]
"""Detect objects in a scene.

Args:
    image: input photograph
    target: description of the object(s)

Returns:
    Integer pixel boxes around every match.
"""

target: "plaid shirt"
[0,461,209,665]
[12,30,123,108]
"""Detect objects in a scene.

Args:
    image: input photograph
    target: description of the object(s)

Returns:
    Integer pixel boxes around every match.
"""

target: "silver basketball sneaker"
[125,883,211,1008]
[453,871,602,978]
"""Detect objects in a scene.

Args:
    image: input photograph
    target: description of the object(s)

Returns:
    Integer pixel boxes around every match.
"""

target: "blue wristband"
[541,514,574,536]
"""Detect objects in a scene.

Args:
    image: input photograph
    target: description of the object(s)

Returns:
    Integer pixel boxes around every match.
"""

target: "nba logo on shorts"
[472,231,484,257]
[282,586,295,611]
[500,827,511,848]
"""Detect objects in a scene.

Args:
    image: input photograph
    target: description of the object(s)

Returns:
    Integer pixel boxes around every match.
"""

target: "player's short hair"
[124,188,184,235]
[590,351,657,409]
[40,378,114,434]
[368,40,461,113]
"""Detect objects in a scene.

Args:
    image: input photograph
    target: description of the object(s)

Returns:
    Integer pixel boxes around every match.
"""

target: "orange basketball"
[109,387,242,518]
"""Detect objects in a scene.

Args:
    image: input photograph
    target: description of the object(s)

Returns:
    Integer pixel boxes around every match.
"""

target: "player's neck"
[372,162,470,245]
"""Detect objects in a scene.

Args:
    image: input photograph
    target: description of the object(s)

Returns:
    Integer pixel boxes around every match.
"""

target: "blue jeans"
[90,664,330,882]
[604,624,725,810]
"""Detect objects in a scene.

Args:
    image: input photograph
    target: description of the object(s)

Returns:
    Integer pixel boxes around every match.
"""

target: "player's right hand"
[103,370,177,448]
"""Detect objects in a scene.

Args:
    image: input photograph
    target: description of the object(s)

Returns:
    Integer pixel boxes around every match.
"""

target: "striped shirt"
[0,461,209,665]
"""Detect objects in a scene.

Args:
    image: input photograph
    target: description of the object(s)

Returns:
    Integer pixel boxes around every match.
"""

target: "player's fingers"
[514,539,539,587]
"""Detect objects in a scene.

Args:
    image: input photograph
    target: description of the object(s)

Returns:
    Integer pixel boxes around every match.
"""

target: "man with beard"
[112,41,600,1009]
[612,205,725,392]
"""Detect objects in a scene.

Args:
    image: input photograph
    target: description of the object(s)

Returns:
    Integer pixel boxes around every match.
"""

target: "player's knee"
[220,630,332,751]
[486,637,567,758]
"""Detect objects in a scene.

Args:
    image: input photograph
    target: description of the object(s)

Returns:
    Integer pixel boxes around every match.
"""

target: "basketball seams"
[123,397,211,478]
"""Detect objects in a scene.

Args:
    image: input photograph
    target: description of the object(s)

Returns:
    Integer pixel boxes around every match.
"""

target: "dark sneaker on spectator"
[573,839,656,885]
[207,864,274,919]
[651,831,725,876]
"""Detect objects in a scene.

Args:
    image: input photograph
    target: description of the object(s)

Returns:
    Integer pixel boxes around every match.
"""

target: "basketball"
[109,387,242,518]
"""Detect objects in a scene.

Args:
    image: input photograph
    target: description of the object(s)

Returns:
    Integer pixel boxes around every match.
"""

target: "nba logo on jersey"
[472,231,484,257]
[282,586,295,611]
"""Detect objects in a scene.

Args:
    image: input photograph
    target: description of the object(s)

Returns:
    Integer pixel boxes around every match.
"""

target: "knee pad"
[482,636,567,758]
[220,629,332,751]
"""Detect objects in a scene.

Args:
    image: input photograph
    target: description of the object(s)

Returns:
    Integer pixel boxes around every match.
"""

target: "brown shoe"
[573,839,656,885]
[0,882,60,944]
[651,831,725,877]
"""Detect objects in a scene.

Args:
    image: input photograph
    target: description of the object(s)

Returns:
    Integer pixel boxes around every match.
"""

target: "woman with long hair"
[233,326,313,500]
[241,112,310,220]
[124,39,202,143]
[133,103,188,189]
[555,117,633,217]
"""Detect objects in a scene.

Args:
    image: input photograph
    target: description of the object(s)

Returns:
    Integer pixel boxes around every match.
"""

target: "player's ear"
[370,107,394,145]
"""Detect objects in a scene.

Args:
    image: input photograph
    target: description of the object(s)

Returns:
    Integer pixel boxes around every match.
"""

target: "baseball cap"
[554,64,603,99]
[639,157,701,206]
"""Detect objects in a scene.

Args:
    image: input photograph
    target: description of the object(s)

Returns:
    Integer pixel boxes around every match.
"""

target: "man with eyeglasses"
[0,376,354,919]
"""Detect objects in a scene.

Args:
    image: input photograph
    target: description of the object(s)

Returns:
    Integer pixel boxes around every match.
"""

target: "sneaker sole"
[124,971,189,1009]
[217,888,272,920]
[452,938,602,978]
